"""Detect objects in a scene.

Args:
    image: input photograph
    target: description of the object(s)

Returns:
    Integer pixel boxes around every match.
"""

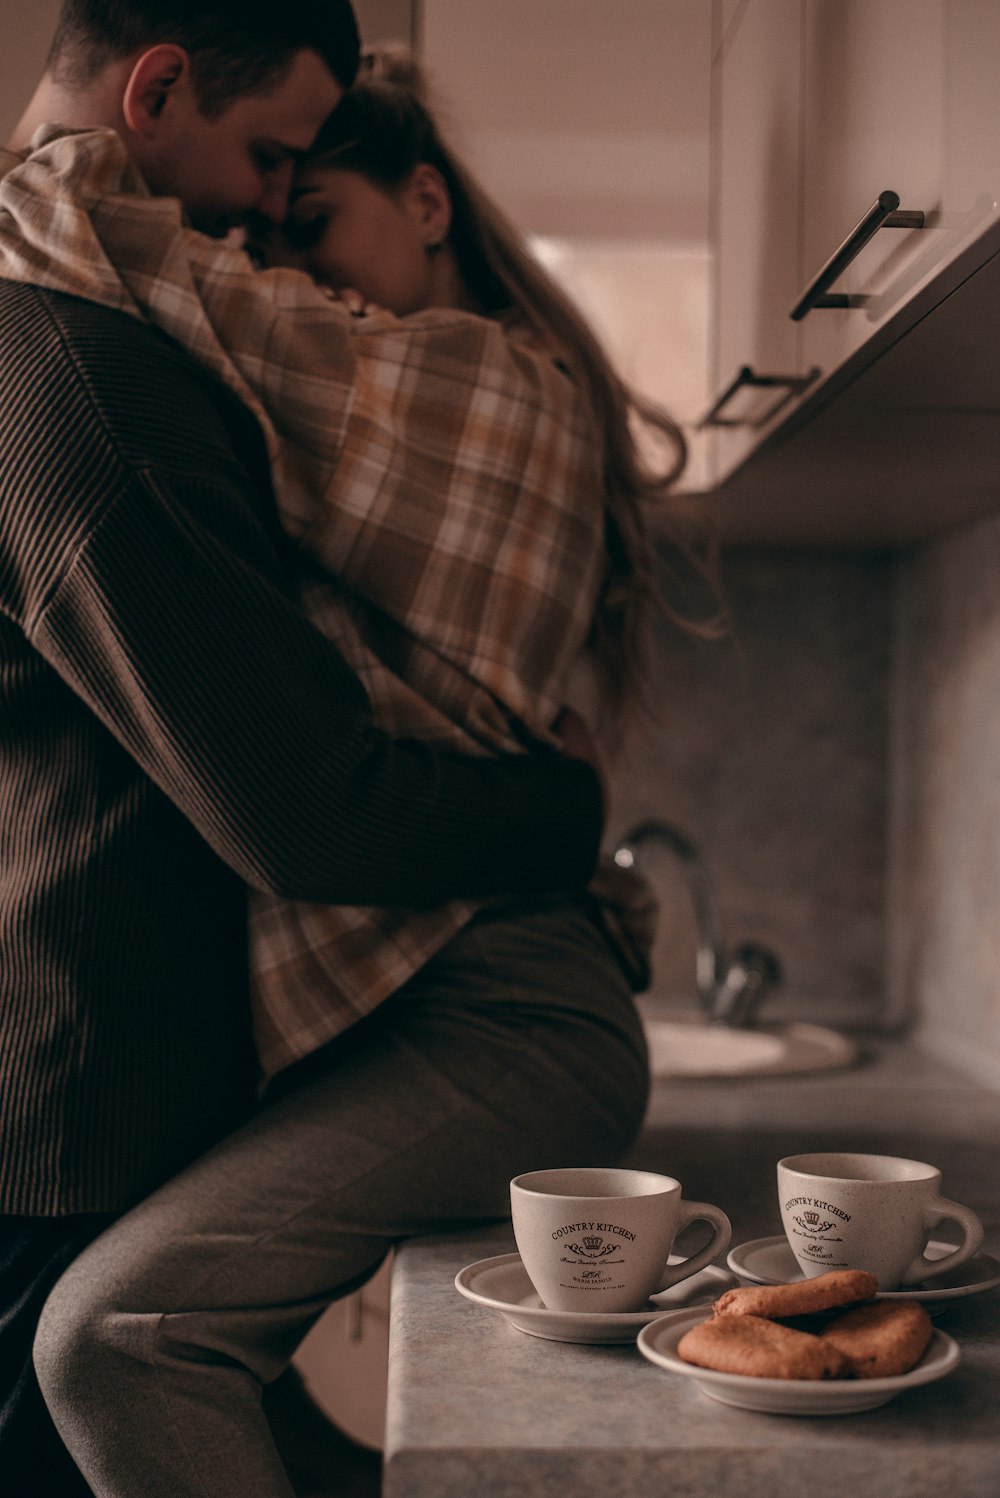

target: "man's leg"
[35,898,648,1498]
[1,1214,112,1498]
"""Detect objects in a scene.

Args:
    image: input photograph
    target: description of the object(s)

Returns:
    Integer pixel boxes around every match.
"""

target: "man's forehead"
[235,49,342,146]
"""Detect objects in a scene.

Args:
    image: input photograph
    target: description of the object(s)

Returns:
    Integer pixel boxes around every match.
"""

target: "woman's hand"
[322,285,385,317]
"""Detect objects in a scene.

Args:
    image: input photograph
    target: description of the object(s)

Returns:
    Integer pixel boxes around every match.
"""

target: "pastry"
[677,1312,849,1380]
[712,1268,879,1320]
[820,1298,933,1378]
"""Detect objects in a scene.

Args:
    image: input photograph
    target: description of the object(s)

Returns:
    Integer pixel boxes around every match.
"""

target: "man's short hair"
[48,0,361,113]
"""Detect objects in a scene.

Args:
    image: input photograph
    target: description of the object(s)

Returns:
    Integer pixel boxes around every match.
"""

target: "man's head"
[22,1,361,234]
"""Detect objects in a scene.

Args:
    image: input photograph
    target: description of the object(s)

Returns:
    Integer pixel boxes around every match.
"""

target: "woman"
[247,49,699,1074]
[11,51,717,1498]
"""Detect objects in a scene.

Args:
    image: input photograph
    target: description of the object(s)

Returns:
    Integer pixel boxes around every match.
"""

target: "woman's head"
[277,49,720,727]
[273,50,496,316]
[279,157,454,316]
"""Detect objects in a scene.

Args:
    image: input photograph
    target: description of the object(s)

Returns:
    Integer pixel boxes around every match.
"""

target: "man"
[0,5,610,1492]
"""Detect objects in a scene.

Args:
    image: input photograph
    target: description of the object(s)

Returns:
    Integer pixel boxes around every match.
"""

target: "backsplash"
[606,517,1000,1078]
[608,546,893,1031]
[889,509,1000,1085]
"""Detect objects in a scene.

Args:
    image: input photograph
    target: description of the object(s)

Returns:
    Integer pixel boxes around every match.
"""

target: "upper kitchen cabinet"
[799,1,954,378]
[704,0,1000,543]
[707,0,812,482]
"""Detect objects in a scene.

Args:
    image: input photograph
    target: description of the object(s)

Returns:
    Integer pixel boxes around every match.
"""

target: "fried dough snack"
[677,1270,935,1381]
[678,1313,849,1380]
[712,1268,879,1319]
[820,1298,933,1378]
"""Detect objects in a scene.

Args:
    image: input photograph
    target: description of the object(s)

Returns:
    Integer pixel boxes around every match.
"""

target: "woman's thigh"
[40,896,649,1371]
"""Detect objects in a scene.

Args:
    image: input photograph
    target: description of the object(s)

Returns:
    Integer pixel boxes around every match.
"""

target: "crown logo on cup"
[582,1235,603,1251]
[794,1211,836,1233]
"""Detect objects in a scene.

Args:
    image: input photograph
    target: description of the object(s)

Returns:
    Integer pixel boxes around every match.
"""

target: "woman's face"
[274,165,435,315]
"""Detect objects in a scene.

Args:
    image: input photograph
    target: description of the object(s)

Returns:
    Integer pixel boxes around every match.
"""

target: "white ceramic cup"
[510,1167,732,1313]
[778,1152,984,1291]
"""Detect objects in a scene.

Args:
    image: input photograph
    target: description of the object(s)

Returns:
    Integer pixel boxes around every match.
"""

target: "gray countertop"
[383,1040,1000,1498]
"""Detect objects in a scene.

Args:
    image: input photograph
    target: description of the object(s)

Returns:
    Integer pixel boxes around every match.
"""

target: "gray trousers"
[34,897,649,1498]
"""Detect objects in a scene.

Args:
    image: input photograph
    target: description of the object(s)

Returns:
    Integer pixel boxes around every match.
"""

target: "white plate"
[637,1308,960,1414]
[727,1236,1000,1308]
[454,1252,740,1344]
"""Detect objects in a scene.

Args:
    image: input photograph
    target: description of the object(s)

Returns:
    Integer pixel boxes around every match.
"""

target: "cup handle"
[899,1195,984,1285]
[656,1201,733,1290]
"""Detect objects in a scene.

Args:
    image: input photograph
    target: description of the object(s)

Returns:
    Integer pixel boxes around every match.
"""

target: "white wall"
[420,0,711,244]
[889,510,1000,1085]
[420,0,714,469]
[354,0,415,47]
[0,0,62,145]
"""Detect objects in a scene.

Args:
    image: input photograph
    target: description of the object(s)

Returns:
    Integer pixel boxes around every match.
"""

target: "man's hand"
[588,855,660,992]
[554,706,607,819]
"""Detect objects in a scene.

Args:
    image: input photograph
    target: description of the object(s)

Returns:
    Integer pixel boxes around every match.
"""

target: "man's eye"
[254,149,284,175]
[284,215,327,250]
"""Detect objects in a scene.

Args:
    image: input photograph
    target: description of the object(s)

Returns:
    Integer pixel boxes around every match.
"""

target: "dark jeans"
[1,1215,112,1498]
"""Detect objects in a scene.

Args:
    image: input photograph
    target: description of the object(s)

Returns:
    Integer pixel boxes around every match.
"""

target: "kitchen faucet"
[612,819,782,1027]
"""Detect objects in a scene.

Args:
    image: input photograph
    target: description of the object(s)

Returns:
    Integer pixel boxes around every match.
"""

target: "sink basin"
[642,1017,857,1080]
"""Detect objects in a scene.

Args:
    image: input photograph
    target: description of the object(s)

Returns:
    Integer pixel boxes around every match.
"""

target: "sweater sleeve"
[26,460,601,908]
[0,287,601,910]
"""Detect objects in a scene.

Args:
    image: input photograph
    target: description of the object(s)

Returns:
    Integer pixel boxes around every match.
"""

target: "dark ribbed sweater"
[0,282,602,1216]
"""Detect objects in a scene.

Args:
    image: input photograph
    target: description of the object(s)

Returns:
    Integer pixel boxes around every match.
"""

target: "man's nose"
[255,161,296,226]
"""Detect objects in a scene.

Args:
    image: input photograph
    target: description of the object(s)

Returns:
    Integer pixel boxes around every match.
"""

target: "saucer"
[636,1308,960,1414]
[727,1236,1000,1307]
[454,1252,740,1344]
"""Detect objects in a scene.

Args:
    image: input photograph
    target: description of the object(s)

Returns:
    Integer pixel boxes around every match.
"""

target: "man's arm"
[2,295,599,909]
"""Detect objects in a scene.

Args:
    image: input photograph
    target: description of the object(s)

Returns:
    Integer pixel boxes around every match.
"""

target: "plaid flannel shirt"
[0,126,613,1077]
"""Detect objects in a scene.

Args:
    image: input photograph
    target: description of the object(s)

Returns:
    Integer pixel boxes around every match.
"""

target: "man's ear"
[404,162,452,249]
[122,45,191,138]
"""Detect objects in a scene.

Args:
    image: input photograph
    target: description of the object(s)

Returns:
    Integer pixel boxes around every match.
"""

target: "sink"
[642,1015,857,1079]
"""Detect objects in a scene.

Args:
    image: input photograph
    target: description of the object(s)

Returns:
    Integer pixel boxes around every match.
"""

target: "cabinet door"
[942,0,1000,257]
[708,0,805,484]
[798,0,945,376]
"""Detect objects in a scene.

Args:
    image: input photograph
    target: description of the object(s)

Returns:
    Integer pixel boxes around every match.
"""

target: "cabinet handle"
[790,189,925,321]
[697,365,820,428]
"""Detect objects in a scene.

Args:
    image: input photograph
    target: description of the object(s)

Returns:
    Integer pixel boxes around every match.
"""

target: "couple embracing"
[0,3,716,1494]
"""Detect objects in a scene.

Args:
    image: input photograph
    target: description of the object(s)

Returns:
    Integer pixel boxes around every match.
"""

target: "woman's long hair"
[310,48,724,731]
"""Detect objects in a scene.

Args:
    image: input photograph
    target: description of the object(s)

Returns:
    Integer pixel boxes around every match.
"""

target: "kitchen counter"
[382,1040,1000,1497]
